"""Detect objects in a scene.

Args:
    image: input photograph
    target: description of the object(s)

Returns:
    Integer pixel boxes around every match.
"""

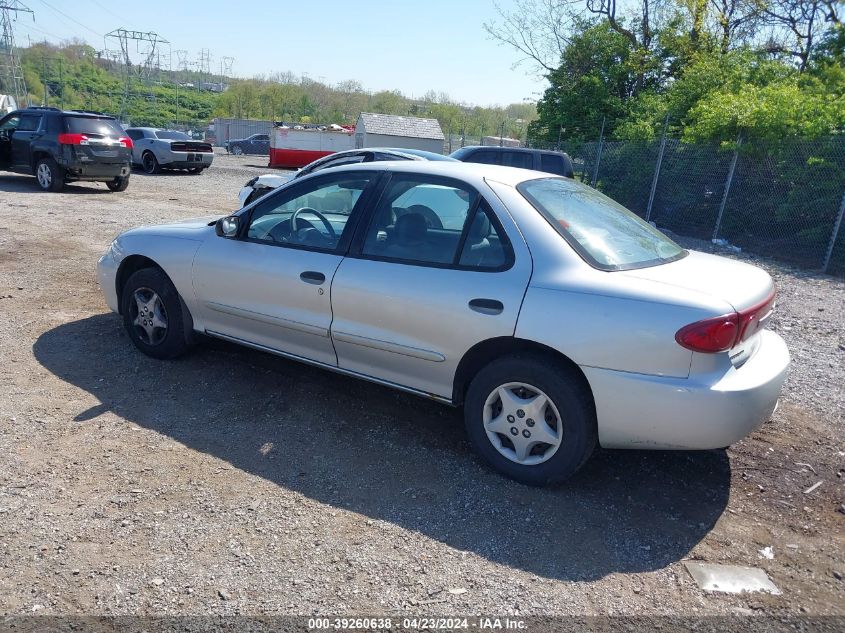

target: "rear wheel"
[463,355,597,485]
[142,151,160,174]
[35,157,64,192]
[121,268,190,360]
[106,175,130,191]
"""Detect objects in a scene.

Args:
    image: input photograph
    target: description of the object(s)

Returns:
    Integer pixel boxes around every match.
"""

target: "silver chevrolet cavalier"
[97,162,789,485]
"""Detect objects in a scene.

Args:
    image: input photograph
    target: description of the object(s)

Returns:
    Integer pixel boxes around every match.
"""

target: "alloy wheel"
[37,163,52,189]
[483,382,563,466]
[129,287,168,346]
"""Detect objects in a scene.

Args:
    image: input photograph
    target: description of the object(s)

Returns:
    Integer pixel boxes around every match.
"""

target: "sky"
[10,0,548,107]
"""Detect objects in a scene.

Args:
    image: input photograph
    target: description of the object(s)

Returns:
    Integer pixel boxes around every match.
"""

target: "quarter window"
[246,174,370,251]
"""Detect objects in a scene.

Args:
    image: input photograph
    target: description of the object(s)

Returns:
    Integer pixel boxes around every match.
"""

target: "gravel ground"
[0,153,843,618]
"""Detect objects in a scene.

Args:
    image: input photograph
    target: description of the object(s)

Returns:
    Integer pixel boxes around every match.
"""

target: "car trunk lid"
[620,250,773,312]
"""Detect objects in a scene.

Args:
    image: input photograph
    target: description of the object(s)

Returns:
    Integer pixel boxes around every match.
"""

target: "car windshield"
[155,130,190,140]
[517,177,686,271]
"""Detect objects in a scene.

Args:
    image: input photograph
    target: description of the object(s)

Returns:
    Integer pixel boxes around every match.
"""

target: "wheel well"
[115,255,163,314]
[452,337,594,406]
[31,151,51,172]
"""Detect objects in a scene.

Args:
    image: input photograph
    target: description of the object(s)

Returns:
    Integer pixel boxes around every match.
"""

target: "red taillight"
[676,314,740,353]
[58,133,89,145]
[676,289,776,353]
[118,136,133,149]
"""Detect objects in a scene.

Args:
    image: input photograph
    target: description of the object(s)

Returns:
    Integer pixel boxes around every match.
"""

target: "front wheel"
[106,175,130,191]
[35,157,65,192]
[463,355,597,485]
[121,268,191,360]
[231,145,244,156]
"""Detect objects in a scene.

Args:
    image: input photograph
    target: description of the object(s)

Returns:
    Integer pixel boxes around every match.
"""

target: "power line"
[35,0,101,38]
[85,0,127,24]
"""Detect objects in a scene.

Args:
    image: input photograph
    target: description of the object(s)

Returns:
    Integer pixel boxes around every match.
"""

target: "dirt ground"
[0,153,843,618]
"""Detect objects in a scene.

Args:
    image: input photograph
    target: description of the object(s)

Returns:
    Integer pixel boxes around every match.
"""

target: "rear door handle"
[300,270,326,285]
[469,298,504,315]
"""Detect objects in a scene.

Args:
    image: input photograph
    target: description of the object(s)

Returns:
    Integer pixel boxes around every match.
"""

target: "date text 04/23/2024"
[307,617,527,630]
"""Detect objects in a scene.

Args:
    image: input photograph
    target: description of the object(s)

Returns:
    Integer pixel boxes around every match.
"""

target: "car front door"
[330,173,533,399]
[191,171,378,365]
[10,113,42,169]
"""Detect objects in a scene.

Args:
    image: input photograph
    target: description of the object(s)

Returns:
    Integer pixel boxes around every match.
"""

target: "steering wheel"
[291,207,336,240]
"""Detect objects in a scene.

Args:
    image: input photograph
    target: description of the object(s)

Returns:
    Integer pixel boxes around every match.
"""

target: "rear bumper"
[160,152,214,168]
[63,162,130,180]
[584,330,790,450]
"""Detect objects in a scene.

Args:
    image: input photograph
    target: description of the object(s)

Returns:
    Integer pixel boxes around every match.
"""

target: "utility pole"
[0,0,33,107]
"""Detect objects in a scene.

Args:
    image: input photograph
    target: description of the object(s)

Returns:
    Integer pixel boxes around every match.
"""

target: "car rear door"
[191,170,379,366]
[329,172,532,399]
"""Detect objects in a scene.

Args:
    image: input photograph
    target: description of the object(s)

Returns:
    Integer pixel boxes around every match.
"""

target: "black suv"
[0,107,132,192]
[450,146,574,178]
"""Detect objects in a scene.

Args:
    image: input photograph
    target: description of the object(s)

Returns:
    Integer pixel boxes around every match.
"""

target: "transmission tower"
[0,0,32,107]
[220,56,233,78]
[196,48,210,91]
[104,28,170,120]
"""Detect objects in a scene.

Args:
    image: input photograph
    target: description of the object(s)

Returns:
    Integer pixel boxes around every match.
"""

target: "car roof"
[13,107,116,119]
[318,159,554,187]
[456,145,564,155]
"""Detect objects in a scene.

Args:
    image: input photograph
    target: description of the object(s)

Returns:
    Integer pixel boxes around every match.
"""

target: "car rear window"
[517,177,686,271]
[63,116,124,137]
[540,153,566,175]
[155,130,190,140]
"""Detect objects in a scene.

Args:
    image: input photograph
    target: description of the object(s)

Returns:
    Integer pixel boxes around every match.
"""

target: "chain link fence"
[531,132,845,275]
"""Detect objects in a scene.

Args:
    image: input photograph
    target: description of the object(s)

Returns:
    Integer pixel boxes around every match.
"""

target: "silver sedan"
[97,162,789,485]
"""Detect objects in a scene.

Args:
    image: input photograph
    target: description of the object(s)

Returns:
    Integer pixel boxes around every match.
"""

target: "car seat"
[384,213,431,261]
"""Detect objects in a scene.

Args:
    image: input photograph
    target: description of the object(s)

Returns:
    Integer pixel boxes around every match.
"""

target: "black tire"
[463,354,597,485]
[142,151,160,174]
[106,175,130,191]
[231,145,244,156]
[121,268,191,360]
[35,157,65,192]
[188,167,202,174]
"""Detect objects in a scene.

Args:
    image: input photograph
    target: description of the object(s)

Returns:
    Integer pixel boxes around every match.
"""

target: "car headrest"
[394,213,427,242]
[468,211,491,242]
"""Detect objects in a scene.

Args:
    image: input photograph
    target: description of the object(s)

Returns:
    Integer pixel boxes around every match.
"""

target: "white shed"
[355,113,445,154]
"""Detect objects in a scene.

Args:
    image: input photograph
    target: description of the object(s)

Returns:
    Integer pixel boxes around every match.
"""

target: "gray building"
[211,117,274,147]
[355,113,445,154]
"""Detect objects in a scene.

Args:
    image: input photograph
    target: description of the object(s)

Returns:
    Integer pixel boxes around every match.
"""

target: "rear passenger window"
[469,151,499,165]
[361,176,512,270]
[500,151,533,169]
[540,153,566,175]
[17,115,42,132]
[362,177,477,264]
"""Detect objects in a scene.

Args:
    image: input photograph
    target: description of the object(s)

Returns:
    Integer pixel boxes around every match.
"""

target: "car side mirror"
[215,215,240,238]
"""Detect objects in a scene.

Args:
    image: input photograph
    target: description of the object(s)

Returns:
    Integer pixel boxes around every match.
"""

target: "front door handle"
[300,270,326,285]
[469,298,504,315]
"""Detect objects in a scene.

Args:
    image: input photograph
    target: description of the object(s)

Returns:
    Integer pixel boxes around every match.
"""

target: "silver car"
[97,162,789,485]
[125,127,214,174]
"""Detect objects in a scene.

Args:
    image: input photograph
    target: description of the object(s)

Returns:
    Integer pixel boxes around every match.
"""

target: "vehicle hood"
[120,216,219,238]
[620,250,773,312]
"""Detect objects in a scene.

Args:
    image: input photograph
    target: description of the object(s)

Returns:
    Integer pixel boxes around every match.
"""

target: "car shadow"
[33,314,731,582]
[0,173,113,194]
